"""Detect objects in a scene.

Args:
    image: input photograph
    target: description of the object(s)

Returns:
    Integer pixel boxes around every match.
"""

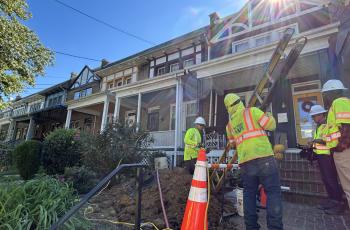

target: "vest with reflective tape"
[313,124,330,155]
[228,107,274,164]
[325,97,350,148]
[184,127,202,161]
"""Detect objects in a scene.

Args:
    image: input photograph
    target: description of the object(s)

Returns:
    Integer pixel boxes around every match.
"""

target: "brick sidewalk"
[229,202,350,230]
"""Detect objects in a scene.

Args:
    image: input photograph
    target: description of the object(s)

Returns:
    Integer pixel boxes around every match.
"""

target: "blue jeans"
[240,156,283,230]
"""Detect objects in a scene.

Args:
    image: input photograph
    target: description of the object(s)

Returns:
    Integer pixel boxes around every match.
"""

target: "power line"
[54,50,101,62]
[52,0,156,46]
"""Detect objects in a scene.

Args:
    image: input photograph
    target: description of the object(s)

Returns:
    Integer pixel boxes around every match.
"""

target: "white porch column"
[101,96,110,131]
[65,109,72,129]
[26,117,35,140]
[214,92,218,127]
[209,90,213,127]
[174,76,184,167]
[6,120,16,142]
[113,95,121,121]
[136,92,142,131]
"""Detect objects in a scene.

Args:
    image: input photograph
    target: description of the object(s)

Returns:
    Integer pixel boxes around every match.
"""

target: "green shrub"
[0,176,88,229]
[80,121,153,177]
[42,128,81,175]
[64,166,98,194]
[13,140,41,180]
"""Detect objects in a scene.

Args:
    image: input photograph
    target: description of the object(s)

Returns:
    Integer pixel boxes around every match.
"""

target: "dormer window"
[115,79,123,87]
[71,66,99,89]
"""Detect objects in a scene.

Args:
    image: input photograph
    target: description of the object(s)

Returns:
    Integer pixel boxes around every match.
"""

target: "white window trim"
[169,103,176,130]
[170,63,180,72]
[292,80,321,95]
[212,3,321,43]
[157,66,166,76]
[148,106,160,113]
[231,23,298,54]
[184,59,195,68]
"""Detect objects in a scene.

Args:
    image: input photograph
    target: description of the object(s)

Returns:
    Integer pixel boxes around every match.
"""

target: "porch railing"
[149,130,175,148]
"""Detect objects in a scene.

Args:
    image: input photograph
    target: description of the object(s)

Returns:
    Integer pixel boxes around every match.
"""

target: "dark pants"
[240,156,283,230]
[317,154,343,202]
[184,158,197,174]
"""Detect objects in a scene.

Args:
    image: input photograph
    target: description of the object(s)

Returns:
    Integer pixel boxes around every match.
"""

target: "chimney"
[208,12,221,40]
[209,12,220,25]
[101,59,109,68]
[70,72,78,79]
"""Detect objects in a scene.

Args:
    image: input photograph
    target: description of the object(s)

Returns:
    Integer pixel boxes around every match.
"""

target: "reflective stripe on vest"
[258,114,271,129]
[236,130,267,146]
[226,122,235,143]
[244,109,255,131]
[336,112,350,120]
[235,109,267,146]
[325,131,341,142]
[314,143,330,150]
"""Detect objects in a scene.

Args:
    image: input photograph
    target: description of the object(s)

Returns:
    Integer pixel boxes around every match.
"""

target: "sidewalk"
[230,201,350,230]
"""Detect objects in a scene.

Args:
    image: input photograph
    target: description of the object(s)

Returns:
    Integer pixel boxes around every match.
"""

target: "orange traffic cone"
[260,187,267,208]
[181,149,208,230]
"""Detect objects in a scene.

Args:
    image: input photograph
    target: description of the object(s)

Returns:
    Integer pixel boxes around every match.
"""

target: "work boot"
[317,200,338,210]
[324,202,345,215]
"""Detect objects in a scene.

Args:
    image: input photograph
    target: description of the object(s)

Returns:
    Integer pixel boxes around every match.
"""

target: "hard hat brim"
[310,110,327,116]
[321,86,348,92]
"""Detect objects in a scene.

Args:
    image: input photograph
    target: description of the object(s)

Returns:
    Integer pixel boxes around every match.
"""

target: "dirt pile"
[88,167,234,229]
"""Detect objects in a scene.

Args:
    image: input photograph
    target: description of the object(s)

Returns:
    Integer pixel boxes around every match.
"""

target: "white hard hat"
[194,117,206,126]
[321,79,347,92]
[309,105,327,116]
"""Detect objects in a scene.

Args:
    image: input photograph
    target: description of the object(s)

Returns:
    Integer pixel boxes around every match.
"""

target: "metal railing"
[50,163,147,230]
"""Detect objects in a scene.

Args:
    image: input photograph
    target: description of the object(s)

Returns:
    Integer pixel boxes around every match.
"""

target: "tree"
[0,0,54,109]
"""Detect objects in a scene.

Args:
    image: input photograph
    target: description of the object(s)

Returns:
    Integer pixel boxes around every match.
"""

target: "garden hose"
[156,169,170,229]
[205,167,211,230]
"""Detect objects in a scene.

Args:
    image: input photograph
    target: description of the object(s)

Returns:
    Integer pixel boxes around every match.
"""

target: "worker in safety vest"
[309,105,344,212]
[321,79,350,214]
[183,117,206,174]
[224,93,283,230]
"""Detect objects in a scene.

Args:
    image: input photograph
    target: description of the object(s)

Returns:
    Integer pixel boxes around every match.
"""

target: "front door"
[292,92,323,145]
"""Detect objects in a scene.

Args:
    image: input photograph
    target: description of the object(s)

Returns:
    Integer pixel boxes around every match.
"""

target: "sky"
[21,0,246,97]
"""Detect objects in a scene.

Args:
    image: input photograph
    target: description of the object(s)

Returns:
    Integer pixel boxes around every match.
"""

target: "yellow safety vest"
[324,97,350,148]
[313,124,330,155]
[227,107,276,164]
[184,127,202,161]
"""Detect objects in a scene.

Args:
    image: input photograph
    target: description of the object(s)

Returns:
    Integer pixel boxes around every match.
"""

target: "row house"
[83,0,338,155]
[0,80,71,142]
[0,0,344,202]
[0,0,342,158]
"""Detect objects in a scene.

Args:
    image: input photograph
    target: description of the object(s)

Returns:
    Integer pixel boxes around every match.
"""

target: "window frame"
[157,66,166,76]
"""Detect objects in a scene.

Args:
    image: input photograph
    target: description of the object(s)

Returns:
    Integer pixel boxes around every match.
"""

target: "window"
[255,35,271,47]
[74,91,80,100]
[184,59,194,68]
[115,79,123,87]
[157,66,166,76]
[185,102,198,130]
[108,81,114,89]
[86,88,92,96]
[73,88,92,100]
[123,76,132,85]
[147,111,159,131]
[170,104,176,130]
[232,41,250,53]
[170,63,180,72]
